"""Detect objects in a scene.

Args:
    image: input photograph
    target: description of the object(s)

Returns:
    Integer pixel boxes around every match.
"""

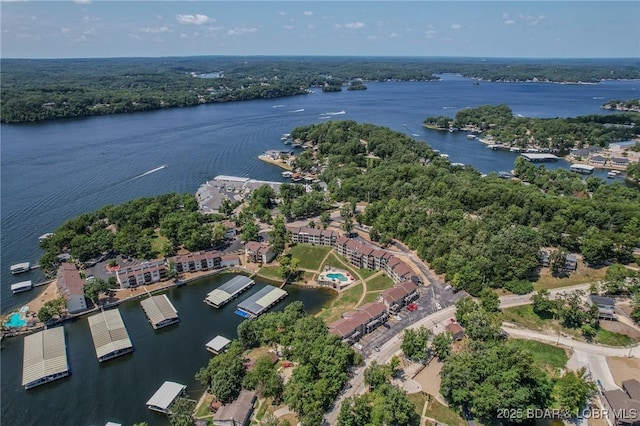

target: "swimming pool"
[4,312,27,328]
[326,273,348,282]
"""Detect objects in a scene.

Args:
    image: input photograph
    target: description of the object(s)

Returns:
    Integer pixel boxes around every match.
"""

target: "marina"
[140,295,179,330]
[520,153,559,162]
[87,309,134,362]
[204,275,255,308]
[146,381,187,414]
[235,285,288,319]
[11,281,32,294]
[22,327,69,390]
[205,335,231,355]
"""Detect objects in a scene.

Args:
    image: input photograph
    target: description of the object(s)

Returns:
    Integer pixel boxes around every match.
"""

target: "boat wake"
[289,109,305,113]
[442,106,455,109]
[318,116,331,119]
[323,110,346,115]
[592,96,604,100]
[412,133,420,137]
[130,165,168,180]
[272,105,285,108]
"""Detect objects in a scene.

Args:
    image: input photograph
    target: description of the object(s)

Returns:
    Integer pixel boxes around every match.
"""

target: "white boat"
[11,281,33,294]
[38,233,54,242]
[607,170,621,178]
[10,262,30,274]
[466,134,476,140]
[509,147,521,153]
[281,171,292,178]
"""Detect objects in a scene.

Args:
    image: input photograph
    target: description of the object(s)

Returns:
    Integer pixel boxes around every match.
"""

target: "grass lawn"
[317,283,363,324]
[596,329,637,347]
[358,267,378,279]
[151,233,170,257]
[288,244,333,271]
[194,392,214,418]
[258,266,282,281]
[507,339,568,370]
[361,291,383,305]
[533,265,607,291]
[423,395,467,426]
[407,392,428,417]
[502,305,548,331]
[366,273,394,292]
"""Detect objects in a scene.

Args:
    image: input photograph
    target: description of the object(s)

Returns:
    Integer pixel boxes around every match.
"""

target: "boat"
[607,170,621,178]
[467,134,476,140]
[509,147,521,153]
[38,233,54,242]
[281,171,292,178]
[11,281,33,294]
[291,143,302,149]
[10,262,30,275]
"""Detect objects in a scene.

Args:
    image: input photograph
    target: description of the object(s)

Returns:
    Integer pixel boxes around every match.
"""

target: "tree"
[432,332,453,360]
[553,369,596,416]
[480,288,500,313]
[269,215,288,257]
[243,355,284,401]
[549,249,567,276]
[363,361,392,390]
[277,254,300,280]
[342,216,354,233]
[169,397,195,426]
[400,327,430,361]
[242,220,259,242]
[320,211,331,229]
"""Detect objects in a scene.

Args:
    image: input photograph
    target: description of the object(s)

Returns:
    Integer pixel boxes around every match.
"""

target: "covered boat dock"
[236,285,287,319]
[570,164,595,174]
[146,381,187,414]
[87,309,134,362]
[22,327,69,389]
[140,295,179,330]
[520,153,559,162]
[205,275,255,308]
[11,280,33,294]
[206,335,231,354]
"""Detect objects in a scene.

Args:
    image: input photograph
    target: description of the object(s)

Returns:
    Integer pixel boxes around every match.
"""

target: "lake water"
[1,74,638,425]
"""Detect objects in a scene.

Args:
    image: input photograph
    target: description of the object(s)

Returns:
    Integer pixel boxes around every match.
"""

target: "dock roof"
[87,309,133,361]
[146,381,186,413]
[237,286,287,317]
[22,327,69,388]
[206,335,231,353]
[206,276,255,307]
[140,295,178,328]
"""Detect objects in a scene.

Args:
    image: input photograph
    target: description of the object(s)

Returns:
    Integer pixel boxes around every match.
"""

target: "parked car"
[435,303,442,311]
[444,285,452,291]
[382,323,391,329]
[373,345,381,352]
[354,343,363,350]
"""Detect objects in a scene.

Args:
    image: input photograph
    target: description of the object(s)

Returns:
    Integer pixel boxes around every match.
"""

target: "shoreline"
[258,155,293,171]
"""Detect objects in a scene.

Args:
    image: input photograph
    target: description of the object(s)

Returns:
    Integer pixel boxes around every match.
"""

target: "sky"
[1,1,639,59]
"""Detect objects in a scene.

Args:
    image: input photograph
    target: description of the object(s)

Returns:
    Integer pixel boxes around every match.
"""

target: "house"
[380,281,418,313]
[168,251,222,273]
[446,320,465,340]
[222,220,237,239]
[611,157,630,166]
[588,295,617,320]
[56,263,88,314]
[220,255,241,268]
[115,260,167,289]
[564,254,578,271]
[288,226,337,246]
[328,302,388,341]
[603,379,640,426]
[609,141,638,151]
[244,241,275,264]
[213,390,257,426]
[539,250,550,267]
[589,155,607,165]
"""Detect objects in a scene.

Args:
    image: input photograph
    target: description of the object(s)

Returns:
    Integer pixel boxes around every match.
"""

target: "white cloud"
[176,14,212,26]
[504,19,515,25]
[226,27,258,36]
[277,11,286,16]
[334,22,365,30]
[425,29,437,38]
[60,27,71,35]
[140,25,171,34]
[283,25,294,30]
[450,24,462,30]
[303,11,314,16]
[83,15,101,23]
[367,35,377,40]
[73,0,91,4]
[389,32,398,38]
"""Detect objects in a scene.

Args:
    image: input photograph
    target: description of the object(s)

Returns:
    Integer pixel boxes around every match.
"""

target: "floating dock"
[140,295,179,330]
[87,309,133,362]
[520,153,559,162]
[205,275,255,308]
[146,381,187,414]
[235,285,288,319]
[570,164,595,174]
[22,327,69,389]
[206,335,231,354]
[10,262,30,275]
[11,280,33,294]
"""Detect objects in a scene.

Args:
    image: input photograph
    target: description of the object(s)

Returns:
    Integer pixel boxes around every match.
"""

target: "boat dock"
[22,327,69,389]
[235,285,288,319]
[10,262,31,275]
[204,275,255,308]
[140,295,179,330]
[146,381,187,414]
[570,164,595,174]
[11,281,33,294]
[205,335,231,355]
[520,153,559,162]
[87,309,133,362]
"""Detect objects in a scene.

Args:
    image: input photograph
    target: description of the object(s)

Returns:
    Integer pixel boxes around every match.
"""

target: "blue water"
[327,273,348,282]
[1,74,639,426]
[4,312,27,328]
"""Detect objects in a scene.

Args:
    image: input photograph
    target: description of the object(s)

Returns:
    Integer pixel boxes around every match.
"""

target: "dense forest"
[2,56,638,123]
[424,104,640,149]
[290,120,640,295]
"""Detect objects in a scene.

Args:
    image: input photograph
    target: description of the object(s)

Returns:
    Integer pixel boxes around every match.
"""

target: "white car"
[444,285,452,291]
[436,303,442,311]
[354,343,363,350]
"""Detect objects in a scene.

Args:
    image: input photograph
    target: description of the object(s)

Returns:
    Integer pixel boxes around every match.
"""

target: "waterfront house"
[244,241,275,264]
[56,263,88,314]
[603,379,640,426]
[611,157,630,167]
[588,295,617,320]
[212,390,256,426]
[168,251,222,273]
[288,226,338,246]
[220,255,241,268]
[328,302,388,342]
[609,140,638,151]
[116,260,167,289]
[589,155,607,165]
